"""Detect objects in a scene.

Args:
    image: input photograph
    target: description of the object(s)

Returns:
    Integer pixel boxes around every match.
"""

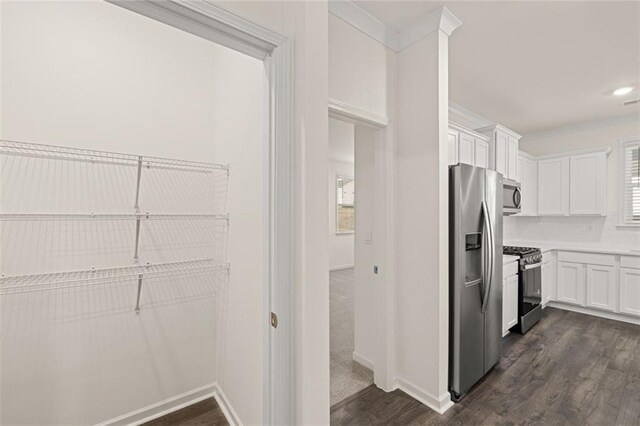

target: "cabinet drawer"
[557,251,615,267]
[620,256,640,269]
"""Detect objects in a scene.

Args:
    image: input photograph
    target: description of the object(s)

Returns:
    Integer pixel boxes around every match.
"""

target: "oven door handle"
[523,262,542,270]
[481,201,494,313]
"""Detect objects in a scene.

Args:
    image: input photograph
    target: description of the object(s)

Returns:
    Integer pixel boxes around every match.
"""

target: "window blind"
[622,141,640,223]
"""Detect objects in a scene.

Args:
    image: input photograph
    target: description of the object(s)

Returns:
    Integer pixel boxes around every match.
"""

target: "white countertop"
[503,254,519,266]
[504,240,640,257]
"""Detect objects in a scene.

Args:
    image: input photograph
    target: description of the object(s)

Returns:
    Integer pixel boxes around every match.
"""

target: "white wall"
[506,118,640,247]
[1,1,264,424]
[217,2,331,423]
[353,125,376,368]
[329,14,392,118]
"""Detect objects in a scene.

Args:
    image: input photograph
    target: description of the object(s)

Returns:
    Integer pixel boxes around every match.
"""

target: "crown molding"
[329,1,462,52]
[448,102,494,129]
[328,0,398,50]
[522,112,640,142]
[397,6,462,50]
[534,146,612,161]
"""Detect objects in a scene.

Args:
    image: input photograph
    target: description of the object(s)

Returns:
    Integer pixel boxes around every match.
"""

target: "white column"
[395,7,461,414]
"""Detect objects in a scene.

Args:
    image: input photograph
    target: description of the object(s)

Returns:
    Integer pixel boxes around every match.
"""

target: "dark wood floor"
[332,307,640,425]
[144,398,228,426]
[144,308,639,425]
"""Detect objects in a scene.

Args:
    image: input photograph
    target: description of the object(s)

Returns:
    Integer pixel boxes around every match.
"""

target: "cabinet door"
[474,139,489,169]
[557,262,585,306]
[494,131,508,177]
[569,152,606,215]
[502,274,519,334]
[448,130,459,166]
[541,259,555,305]
[538,158,569,215]
[507,136,519,180]
[459,133,475,165]
[585,265,616,312]
[619,268,640,317]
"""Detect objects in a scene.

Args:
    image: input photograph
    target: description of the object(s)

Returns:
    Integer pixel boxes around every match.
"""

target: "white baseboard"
[95,382,241,426]
[329,264,354,271]
[352,351,374,370]
[212,383,242,426]
[547,301,640,325]
[394,378,453,415]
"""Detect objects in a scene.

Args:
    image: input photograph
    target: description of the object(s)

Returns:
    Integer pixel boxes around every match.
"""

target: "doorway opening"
[328,113,391,407]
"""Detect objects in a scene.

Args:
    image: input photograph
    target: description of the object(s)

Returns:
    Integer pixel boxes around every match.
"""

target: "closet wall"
[0,1,265,424]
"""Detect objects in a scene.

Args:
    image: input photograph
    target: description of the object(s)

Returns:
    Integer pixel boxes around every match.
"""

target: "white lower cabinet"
[619,268,640,317]
[557,261,585,306]
[541,254,555,306]
[534,250,640,322]
[502,268,519,335]
[585,265,616,312]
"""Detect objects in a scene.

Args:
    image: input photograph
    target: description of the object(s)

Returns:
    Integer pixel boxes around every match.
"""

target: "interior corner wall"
[329,159,355,270]
[329,14,391,118]
[0,1,265,424]
[353,125,377,367]
[396,29,450,407]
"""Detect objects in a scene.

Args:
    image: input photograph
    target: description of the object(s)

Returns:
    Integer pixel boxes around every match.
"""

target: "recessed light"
[613,87,634,96]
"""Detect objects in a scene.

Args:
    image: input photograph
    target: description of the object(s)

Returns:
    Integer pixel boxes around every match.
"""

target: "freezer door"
[449,164,486,396]
[483,169,503,373]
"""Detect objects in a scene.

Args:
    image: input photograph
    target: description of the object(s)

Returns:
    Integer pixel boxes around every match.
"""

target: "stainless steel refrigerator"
[449,163,503,402]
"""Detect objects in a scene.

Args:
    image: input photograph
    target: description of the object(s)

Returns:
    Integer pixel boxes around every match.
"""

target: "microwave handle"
[513,187,522,208]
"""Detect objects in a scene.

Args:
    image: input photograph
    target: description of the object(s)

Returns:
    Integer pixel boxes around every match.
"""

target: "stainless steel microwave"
[503,179,521,215]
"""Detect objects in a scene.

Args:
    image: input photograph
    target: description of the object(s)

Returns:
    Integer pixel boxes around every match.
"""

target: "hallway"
[330,268,374,406]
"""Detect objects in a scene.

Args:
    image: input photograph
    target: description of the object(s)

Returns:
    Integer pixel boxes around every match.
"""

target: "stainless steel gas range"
[503,246,542,334]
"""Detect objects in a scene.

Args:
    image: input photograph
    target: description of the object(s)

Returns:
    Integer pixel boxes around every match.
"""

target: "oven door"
[520,262,542,315]
[503,179,521,215]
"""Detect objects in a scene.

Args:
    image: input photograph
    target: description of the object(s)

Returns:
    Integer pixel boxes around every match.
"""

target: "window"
[620,138,640,225]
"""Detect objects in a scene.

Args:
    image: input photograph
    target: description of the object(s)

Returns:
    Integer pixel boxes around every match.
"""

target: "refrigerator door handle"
[481,201,494,313]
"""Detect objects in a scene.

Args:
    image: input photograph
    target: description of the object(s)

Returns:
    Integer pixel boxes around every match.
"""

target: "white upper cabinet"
[569,152,606,215]
[474,139,490,169]
[459,132,475,165]
[448,130,459,166]
[535,148,608,217]
[448,123,491,169]
[537,157,569,215]
[477,124,521,182]
[519,152,538,216]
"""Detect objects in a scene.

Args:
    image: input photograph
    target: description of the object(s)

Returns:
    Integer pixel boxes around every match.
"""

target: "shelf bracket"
[133,217,141,263]
[133,156,143,212]
[135,274,143,314]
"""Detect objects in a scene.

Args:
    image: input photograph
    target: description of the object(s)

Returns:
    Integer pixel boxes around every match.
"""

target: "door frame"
[107,1,294,424]
[328,99,396,392]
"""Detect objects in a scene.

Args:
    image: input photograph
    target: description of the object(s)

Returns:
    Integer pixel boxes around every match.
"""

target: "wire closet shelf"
[0,140,230,311]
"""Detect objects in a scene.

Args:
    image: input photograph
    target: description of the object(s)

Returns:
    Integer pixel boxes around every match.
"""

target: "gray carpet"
[330,268,374,406]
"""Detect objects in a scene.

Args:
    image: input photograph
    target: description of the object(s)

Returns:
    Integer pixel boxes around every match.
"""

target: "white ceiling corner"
[328,1,462,52]
[341,1,640,135]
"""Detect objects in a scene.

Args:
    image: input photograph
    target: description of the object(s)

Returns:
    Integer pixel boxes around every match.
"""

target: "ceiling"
[353,1,640,135]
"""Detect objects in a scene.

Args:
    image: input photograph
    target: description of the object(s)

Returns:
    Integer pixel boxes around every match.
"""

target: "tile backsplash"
[504,212,640,248]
